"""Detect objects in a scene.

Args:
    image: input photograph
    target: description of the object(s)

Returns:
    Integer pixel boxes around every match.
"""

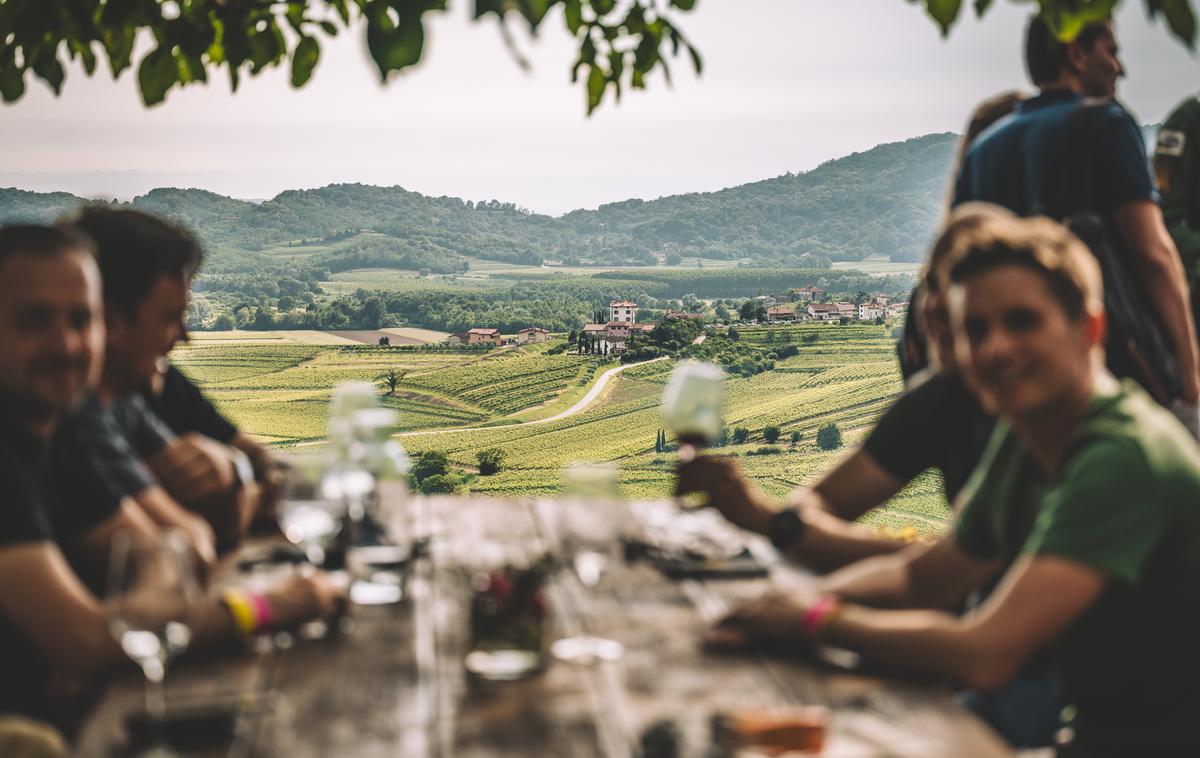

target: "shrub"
[790,431,801,446]
[731,427,749,444]
[412,451,450,484]
[477,448,505,476]
[746,446,783,456]
[419,474,455,494]
[763,425,781,444]
[817,423,843,451]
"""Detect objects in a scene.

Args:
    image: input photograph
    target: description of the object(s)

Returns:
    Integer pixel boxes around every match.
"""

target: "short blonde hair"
[945,210,1104,320]
[923,203,1018,294]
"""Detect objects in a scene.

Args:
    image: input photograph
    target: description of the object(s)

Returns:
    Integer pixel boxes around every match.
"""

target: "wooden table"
[77,496,1014,757]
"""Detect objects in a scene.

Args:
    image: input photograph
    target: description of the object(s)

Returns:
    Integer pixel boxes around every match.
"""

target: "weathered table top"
[77,496,1013,758]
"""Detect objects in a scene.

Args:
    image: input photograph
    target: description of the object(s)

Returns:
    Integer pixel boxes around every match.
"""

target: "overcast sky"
[0,0,1196,215]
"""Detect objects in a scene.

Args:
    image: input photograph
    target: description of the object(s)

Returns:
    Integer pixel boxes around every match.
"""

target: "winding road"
[398,356,668,437]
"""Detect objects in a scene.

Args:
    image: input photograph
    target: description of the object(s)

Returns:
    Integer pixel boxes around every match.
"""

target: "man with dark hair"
[0,223,343,728]
[711,213,1200,756]
[58,207,255,561]
[955,17,1200,415]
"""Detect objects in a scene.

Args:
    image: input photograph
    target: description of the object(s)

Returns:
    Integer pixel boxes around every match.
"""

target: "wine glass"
[327,381,380,462]
[547,463,626,665]
[106,530,203,756]
[337,407,408,605]
[662,360,726,459]
[278,450,346,567]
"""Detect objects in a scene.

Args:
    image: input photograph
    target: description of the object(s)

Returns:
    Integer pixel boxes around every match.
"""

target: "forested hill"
[563,132,956,263]
[0,132,958,270]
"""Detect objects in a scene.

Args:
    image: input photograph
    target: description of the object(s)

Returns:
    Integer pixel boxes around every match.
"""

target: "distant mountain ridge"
[0,131,960,270]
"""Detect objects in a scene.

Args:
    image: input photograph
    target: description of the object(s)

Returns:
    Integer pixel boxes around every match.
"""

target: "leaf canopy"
[0,1,1193,111]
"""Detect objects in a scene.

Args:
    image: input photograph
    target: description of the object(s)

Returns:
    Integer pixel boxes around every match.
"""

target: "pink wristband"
[801,593,840,638]
[247,591,273,631]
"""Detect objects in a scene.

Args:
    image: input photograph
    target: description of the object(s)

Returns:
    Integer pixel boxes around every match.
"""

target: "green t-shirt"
[955,381,1200,754]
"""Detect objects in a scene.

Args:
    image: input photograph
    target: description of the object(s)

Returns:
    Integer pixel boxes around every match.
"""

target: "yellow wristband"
[222,589,257,637]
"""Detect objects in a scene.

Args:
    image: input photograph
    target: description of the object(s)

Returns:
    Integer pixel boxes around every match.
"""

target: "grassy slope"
[176,327,949,535]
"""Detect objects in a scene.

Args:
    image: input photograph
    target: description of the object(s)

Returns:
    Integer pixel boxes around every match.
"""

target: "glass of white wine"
[106,530,204,757]
[661,360,726,457]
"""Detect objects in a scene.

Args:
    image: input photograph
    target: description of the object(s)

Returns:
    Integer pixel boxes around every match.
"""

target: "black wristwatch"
[767,508,807,552]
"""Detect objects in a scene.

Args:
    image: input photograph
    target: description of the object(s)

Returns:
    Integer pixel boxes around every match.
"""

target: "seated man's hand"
[265,573,349,628]
[149,433,238,503]
[675,455,774,535]
[176,514,218,578]
[705,588,819,650]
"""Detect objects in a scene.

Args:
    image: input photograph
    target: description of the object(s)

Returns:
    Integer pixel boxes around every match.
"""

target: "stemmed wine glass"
[106,530,204,756]
[546,462,626,665]
[662,360,726,458]
[278,450,346,568]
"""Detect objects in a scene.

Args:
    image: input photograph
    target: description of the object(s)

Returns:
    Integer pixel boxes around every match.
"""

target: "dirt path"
[398,356,668,437]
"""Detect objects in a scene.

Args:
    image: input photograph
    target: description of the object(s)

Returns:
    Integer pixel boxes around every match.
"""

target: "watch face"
[769,509,805,550]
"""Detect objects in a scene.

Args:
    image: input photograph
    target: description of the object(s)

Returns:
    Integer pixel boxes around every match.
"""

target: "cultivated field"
[173,324,949,534]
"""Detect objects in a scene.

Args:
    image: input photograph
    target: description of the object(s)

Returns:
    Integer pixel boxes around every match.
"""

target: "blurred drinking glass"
[327,380,379,463]
[106,530,204,756]
[548,462,625,665]
[342,407,409,605]
[661,361,725,459]
[277,450,345,567]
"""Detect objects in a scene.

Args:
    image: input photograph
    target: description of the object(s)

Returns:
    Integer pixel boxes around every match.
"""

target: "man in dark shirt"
[676,206,1003,573]
[0,224,165,721]
[0,223,343,728]
[145,363,283,526]
[62,207,263,558]
[954,16,1200,412]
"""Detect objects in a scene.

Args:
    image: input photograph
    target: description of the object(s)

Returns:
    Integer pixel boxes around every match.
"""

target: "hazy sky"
[1,0,1196,214]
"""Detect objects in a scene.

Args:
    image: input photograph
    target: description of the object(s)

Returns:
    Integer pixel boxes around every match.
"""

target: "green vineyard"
[172,324,951,535]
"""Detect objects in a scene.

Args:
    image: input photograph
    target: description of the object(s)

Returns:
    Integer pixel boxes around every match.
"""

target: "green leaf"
[291,35,320,87]
[320,20,339,36]
[924,0,964,35]
[686,42,702,75]
[670,0,697,9]
[0,61,25,102]
[103,26,136,77]
[586,63,605,113]
[31,44,66,95]
[367,8,425,80]
[973,0,994,16]
[1040,0,1119,41]
[1159,0,1198,49]
[137,44,178,106]
[247,23,285,74]
[71,40,98,75]
[564,0,583,34]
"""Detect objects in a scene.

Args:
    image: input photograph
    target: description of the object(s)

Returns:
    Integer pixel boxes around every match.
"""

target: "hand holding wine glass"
[662,360,726,461]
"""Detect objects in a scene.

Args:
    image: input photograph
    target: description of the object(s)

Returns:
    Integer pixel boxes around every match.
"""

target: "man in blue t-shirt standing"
[954,16,1200,413]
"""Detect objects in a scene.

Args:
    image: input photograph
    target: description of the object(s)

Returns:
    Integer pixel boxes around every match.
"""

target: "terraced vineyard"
[403,349,603,415]
[178,325,951,535]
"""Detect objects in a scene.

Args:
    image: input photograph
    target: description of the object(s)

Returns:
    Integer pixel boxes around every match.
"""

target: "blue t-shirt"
[953,89,1156,218]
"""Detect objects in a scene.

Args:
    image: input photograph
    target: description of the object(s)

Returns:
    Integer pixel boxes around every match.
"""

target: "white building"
[858,303,885,321]
[807,303,841,323]
[609,300,638,323]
